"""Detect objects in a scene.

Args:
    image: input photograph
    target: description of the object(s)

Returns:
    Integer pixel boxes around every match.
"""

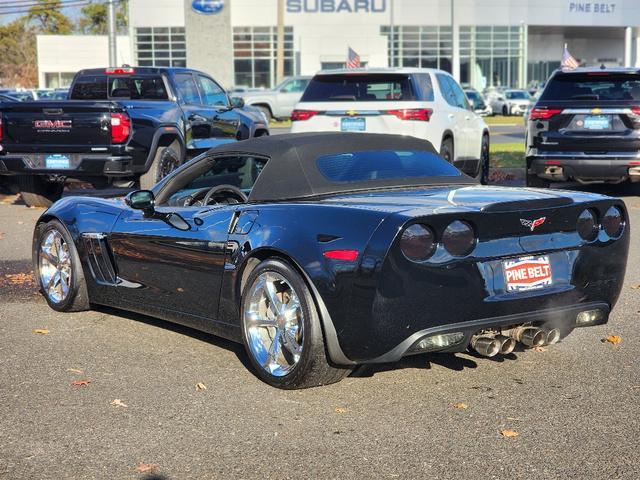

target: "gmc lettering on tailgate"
[33,120,72,131]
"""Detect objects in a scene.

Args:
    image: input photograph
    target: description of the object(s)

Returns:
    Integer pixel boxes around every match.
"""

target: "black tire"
[139,141,182,190]
[33,220,89,312]
[256,105,272,122]
[240,258,351,389]
[526,171,550,188]
[17,176,64,208]
[475,134,490,185]
[440,137,454,164]
[502,105,509,116]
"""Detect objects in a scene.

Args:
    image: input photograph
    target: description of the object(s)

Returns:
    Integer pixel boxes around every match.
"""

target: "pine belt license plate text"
[341,117,366,131]
[45,154,70,169]
[503,256,553,292]
[583,115,610,130]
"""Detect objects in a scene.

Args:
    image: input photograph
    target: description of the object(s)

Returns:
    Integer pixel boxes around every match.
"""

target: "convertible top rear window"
[316,150,461,183]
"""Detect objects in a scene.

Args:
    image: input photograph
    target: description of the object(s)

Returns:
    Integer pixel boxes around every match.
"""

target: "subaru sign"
[287,0,386,13]
[191,0,224,15]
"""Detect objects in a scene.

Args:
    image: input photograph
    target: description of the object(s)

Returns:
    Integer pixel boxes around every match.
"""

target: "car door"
[435,73,467,161]
[274,78,309,117]
[173,72,210,146]
[446,77,483,160]
[107,154,267,321]
[196,74,240,139]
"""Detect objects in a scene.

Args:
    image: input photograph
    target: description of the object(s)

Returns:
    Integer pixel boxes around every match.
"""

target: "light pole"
[451,0,460,81]
[276,0,285,85]
[107,0,117,67]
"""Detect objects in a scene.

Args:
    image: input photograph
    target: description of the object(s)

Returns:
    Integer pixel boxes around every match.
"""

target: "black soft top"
[204,132,474,202]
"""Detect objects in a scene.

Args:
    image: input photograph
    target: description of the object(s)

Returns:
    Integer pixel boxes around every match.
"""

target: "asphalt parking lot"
[1,185,639,480]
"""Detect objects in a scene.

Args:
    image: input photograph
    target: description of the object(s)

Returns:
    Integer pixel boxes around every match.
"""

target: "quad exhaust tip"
[507,327,546,348]
[495,335,517,354]
[470,335,501,357]
[545,328,561,345]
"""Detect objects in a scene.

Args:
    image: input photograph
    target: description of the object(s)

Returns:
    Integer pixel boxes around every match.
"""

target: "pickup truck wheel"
[17,176,64,208]
[139,142,182,190]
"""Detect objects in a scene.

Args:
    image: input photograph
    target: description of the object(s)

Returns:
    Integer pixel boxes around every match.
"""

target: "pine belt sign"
[568,2,617,14]
[287,0,387,13]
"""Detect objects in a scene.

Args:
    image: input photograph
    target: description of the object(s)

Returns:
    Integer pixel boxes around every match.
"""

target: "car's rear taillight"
[106,67,135,74]
[110,113,131,144]
[291,109,318,121]
[529,107,562,120]
[387,108,432,121]
[0,114,3,143]
[630,106,640,116]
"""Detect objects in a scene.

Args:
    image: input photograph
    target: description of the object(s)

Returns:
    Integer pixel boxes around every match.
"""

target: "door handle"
[465,115,471,120]
[448,113,455,120]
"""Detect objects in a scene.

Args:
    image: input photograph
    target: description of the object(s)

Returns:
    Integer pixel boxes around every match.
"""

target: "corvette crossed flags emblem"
[520,217,546,232]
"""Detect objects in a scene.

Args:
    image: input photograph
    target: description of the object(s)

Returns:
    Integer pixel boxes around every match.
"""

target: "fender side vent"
[82,233,118,285]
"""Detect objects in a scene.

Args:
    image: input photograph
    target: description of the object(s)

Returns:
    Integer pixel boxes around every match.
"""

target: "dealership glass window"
[380,25,452,72]
[233,26,295,88]
[44,72,75,88]
[135,27,187,68]
[459,25,523,90]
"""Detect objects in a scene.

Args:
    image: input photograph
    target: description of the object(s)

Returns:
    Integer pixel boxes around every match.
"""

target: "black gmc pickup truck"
[0,67,269,206]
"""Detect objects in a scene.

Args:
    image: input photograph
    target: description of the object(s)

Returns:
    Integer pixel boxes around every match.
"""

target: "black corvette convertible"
[33,133,629,389]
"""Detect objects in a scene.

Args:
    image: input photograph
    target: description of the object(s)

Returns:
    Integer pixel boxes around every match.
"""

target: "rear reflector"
[291,109,318,121]
[387,108,432,121]
[529,107,562,120]
[110,113,131,144]
[323,249,359,261]
[544,160,562,165]
[630,107,640,116]
[106,67,135,74]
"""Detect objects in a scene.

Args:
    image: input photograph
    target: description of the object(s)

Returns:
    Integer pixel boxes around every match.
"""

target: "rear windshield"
[316,150,461,183]
[540,73,640,101]
[301,74,416,102]
[70,75,169,100]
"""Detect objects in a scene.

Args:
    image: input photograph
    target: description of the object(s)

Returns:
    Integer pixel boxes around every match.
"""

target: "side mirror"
[126,190,155,213]
[230,96,245,108]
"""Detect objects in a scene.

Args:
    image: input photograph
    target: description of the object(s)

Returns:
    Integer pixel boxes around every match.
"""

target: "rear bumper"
[367,301,609,363]
[528,152,640,182]
[0,154,135,177]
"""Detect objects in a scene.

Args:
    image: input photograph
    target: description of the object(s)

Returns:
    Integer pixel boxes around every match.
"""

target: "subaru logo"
[191,0,224,14]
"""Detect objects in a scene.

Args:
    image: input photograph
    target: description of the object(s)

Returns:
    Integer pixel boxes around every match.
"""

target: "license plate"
[583,115,610,130]
[503,256,553,292]
[341,117,366,132]
[45,154,70,169]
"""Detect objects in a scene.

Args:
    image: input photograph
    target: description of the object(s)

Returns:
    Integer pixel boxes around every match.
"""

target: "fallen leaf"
[0,233,4,240]
[71,380,91,386]
[195,382,207,391]
[631,284,640,289]
[33,329,49,335]
[110,399,128,408]
[3,272,36,286]
[66,368,84,374]
[604,335,621,345]
[17,221,24,225]
[176,287,185,292]
[533,346,547,352]
[500,429,519,438]
[134,463,158,474]
[334,407,348,414]
[452,403,469,410]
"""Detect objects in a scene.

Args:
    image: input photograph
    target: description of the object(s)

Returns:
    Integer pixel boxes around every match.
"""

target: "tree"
[78,1,128,35]
[0,19,37,87]
[27,0,73,35]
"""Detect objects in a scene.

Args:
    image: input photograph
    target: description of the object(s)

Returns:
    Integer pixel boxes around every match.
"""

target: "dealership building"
[38,0,640,91]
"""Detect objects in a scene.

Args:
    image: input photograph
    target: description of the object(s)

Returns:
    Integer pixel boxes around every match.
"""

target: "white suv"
[290,68,490,183]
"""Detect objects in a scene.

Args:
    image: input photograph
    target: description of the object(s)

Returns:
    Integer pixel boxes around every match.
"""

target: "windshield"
[316,150,461,183]
[540,73,640,101]
[301,74,416,102]
[505,91,531,100]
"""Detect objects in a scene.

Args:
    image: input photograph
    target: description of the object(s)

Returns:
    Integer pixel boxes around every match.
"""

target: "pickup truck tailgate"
[1,101,118,149]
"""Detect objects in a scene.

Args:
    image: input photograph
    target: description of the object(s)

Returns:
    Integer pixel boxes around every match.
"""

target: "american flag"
[561,45,579,70]
[347,47,361,69]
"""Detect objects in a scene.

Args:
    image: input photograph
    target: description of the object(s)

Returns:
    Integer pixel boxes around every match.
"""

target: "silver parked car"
[489,89,533,116]
[241,76,311,121]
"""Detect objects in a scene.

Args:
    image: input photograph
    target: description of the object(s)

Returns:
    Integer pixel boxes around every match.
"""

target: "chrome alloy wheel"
[39,230,72,303]
[244,272,304,377]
